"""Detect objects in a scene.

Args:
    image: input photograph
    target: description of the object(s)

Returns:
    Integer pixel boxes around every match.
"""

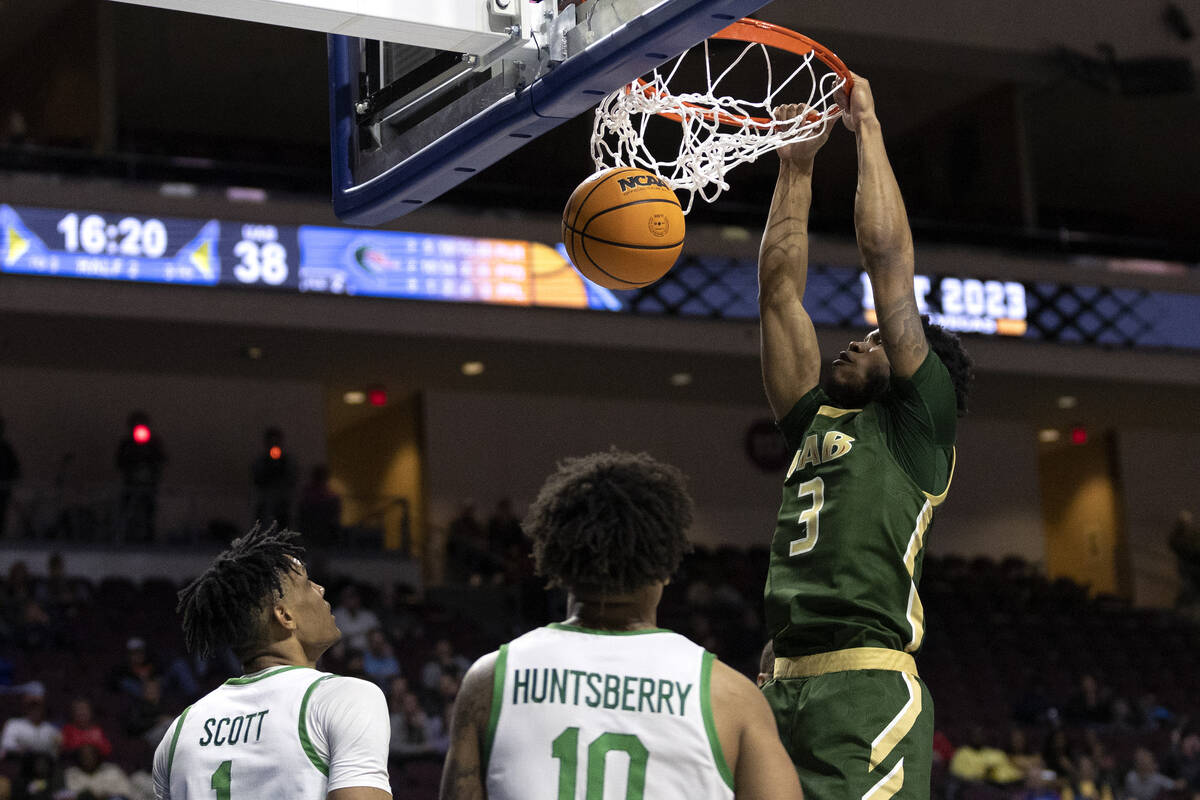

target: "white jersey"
[152,665,391,799]
[486,624,734,800]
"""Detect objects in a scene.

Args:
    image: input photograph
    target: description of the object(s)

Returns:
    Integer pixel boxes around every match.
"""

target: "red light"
[132,424,151,444]
[269,446,283,460]
[368,387,387,407]
[1070,426,1088,445]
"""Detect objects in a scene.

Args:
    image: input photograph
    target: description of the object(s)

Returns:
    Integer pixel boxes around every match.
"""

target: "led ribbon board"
[4,204,1197,350]
[0,204,618,311]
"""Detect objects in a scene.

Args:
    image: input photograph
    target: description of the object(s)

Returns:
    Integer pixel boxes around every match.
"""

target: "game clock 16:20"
[55,212,169,258]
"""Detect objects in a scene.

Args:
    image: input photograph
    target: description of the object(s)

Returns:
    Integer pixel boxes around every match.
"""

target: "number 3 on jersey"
[552,727,648,800]
[789,477,824,556]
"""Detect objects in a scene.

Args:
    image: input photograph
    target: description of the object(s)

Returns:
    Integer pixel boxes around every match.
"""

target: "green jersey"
[765,351,958,658]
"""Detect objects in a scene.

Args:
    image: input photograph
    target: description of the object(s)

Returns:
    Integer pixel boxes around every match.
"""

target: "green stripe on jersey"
[699,652,734,791]
[165,705,193,783]
[483,644,508,770]
[298,675,335,775]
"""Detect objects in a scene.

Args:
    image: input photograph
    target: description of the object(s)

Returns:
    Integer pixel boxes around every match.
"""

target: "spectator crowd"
[0,518,1194,798]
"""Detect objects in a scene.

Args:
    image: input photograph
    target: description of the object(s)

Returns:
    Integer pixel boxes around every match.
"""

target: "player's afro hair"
[523,449,694,595]
[922,316,974,416]
[176,524,305,660]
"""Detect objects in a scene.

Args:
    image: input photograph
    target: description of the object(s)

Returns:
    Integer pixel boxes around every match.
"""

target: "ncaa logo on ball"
[648,214,670,237]
[618,174,669,192]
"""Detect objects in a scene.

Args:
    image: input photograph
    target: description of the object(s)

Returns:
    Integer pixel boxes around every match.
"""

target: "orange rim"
[633,18,853,128]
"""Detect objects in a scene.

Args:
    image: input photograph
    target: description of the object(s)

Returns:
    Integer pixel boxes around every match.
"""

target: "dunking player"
[758,75,974,799]
[439,450,802,800]
[152,526,391,799]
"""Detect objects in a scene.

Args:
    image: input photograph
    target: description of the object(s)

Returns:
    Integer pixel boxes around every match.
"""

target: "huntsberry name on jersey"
[511,667,692,717]
[197,710,269,746]
[785,430,855,479]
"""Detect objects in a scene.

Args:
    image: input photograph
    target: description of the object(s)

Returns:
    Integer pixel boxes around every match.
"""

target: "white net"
[590,34,848,213]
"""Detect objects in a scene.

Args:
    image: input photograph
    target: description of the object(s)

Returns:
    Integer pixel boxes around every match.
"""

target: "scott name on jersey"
[196,710,269,747]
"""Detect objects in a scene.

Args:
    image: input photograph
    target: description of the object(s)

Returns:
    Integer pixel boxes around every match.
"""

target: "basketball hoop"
[590,19,853,213]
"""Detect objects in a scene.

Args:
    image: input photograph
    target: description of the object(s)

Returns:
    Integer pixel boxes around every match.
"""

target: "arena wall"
[0,365,326,536]
[420,389,1048,564]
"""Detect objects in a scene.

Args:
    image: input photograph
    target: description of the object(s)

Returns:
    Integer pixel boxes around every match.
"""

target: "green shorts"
[762,668,933,800]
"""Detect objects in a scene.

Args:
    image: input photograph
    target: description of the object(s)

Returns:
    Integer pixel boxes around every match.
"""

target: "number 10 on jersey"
[552,727,648,799]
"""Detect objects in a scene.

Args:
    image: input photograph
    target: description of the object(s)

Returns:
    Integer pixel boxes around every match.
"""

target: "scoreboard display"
[0,204,617,311]
[860,272,1029,337]
[5,206,224,286]
[4,203,1196,350]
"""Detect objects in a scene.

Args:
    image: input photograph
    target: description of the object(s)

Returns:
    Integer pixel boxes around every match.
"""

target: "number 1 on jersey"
[552,727,648,800]
[789,477,824,556]
[211,760,232,800]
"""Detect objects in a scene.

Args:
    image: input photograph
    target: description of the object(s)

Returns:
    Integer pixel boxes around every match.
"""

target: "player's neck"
[564,586,662,632]
[242,641,320,674]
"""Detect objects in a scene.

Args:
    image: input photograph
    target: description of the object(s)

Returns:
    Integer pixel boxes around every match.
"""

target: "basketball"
[561,167,685,289]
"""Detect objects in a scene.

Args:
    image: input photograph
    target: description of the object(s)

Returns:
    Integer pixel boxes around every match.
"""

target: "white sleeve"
[151,717,177,800]
[307,676,393,795]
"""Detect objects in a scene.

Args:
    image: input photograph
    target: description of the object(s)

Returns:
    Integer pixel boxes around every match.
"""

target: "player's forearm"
[853,118,914,290]
[438,750,485,800]
[759,160,815,306]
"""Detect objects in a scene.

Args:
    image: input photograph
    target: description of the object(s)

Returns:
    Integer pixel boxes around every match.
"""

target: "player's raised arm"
[439,652,497,800]
[758,105,832,419]
[839,74,927,379]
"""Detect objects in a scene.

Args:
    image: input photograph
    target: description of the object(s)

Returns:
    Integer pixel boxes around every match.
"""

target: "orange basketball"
[561,167,685,289]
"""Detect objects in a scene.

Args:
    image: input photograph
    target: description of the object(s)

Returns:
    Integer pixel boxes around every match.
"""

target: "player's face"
[283,559,341,651]
[825,329,891,406]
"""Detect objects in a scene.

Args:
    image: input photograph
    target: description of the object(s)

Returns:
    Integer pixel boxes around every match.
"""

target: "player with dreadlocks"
[757,78,975,800]
[151,525,391,800]
[439,449,802,800]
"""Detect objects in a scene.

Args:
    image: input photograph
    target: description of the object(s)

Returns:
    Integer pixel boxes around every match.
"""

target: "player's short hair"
[176,524,305,660]
[922,317,974,416]
[523,449,694,595]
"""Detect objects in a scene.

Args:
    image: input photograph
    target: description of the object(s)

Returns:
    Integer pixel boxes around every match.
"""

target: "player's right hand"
[836,71,877,133]
[773,103,832,164]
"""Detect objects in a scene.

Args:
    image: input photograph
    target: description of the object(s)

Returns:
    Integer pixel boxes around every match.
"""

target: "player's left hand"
[773,104,832,165]
[836,71,876,133]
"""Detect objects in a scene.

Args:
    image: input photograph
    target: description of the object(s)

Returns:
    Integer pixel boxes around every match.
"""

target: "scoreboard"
[4,203,1197,350]
[860,272,1029,337]
[6,206,223,286]
[0,204,618,310]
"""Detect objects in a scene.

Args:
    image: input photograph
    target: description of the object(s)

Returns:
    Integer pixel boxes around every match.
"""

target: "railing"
[0,481,410,553]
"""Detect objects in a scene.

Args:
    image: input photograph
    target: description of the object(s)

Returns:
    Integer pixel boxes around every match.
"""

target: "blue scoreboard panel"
[0,204,617,310]
[3,203,1197,350]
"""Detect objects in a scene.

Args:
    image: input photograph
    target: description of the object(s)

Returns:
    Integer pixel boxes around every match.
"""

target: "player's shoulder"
[451,649,501,730]
[705,654,772,724]
[706,655,761,699]
[462,648,501,688]
[310,673,387,705]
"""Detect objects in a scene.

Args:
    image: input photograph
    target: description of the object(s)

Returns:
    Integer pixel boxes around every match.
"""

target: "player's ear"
[271,601,298,631]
